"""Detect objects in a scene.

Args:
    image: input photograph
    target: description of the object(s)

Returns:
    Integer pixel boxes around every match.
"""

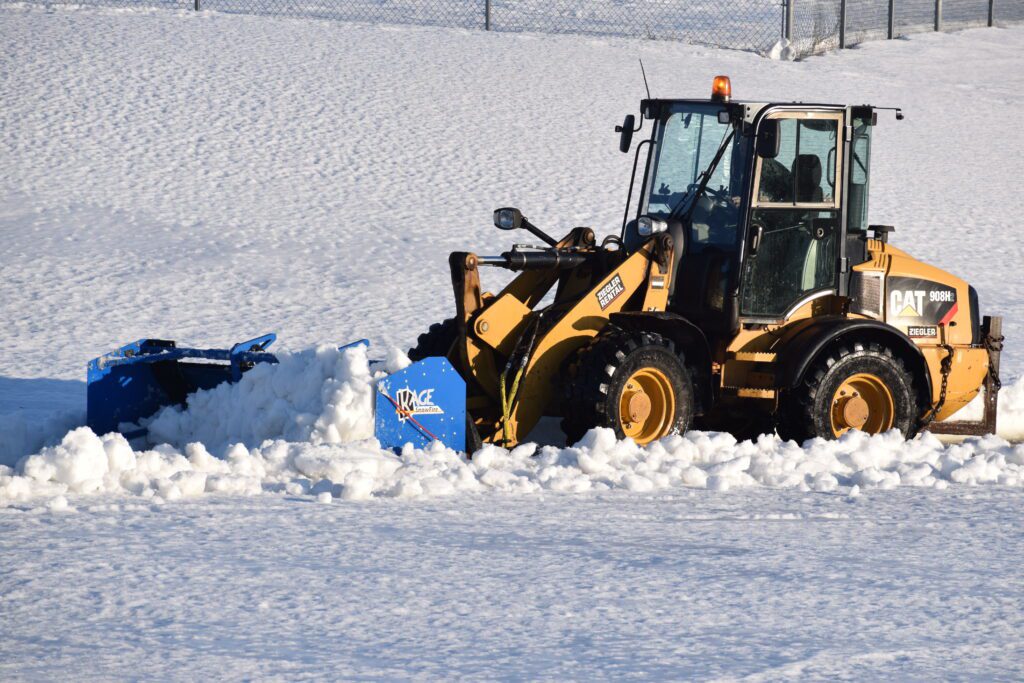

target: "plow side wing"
[375,357,466,452]
[86,335,278,437]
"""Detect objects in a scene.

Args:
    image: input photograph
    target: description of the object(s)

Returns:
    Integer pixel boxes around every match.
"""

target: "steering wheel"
[705,186,732,203]
[682,183,732,206]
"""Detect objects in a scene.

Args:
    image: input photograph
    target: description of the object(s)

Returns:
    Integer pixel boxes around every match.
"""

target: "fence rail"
[6,0,1022,58]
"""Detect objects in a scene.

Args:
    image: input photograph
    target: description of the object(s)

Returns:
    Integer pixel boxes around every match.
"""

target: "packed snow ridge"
[2,345,1023,510]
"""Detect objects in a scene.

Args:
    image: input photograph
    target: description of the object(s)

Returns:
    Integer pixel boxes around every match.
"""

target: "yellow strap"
[499,365,526,448]
[499,371,508,445]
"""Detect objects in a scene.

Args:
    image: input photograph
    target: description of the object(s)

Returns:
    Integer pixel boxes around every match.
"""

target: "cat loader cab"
[622,80,869,340]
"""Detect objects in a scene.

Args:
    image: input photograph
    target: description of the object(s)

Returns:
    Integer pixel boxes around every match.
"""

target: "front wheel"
[407,318,457,361]
[562,328,695,446]
[778,342,918,442]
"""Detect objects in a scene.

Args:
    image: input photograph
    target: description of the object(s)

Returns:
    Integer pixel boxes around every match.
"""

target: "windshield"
[642,104,747,251]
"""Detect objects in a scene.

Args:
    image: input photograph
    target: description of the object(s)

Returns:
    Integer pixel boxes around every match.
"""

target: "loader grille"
[850,271,882,319]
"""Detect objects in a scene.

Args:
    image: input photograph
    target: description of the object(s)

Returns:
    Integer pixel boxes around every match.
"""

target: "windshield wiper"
[667,128,735,224]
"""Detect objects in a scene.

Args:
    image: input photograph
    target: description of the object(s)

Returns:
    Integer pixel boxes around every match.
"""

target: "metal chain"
[921,343,954,428]
[985,333,1004,393]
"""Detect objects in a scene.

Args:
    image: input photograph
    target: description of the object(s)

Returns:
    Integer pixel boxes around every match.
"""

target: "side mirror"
[636,215,668,237]
[615,114,635,153]
[493,207,523,231]
[756,119,781,159]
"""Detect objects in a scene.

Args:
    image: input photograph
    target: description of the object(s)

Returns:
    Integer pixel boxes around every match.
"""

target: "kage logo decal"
[394,387,443,422]
[886,277,958,327]
[596,275,625,310]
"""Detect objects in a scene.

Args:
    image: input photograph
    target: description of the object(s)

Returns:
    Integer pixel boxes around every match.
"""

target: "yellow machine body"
[422,88,1001,448]
[719,240,992,423]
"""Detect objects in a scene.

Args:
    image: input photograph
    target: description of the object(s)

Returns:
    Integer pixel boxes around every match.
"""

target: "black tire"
[777,341,918,443]
[408,318,457,362]
[562,327,695,446]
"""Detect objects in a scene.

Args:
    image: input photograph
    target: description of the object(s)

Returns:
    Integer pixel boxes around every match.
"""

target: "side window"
[741,112,844,319]
[758,119,797,203]
[847,120,872,233]
[756,117,839,206]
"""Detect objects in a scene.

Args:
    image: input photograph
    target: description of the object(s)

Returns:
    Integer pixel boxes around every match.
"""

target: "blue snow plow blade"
[86,336,467,452]
[86,334,280,439]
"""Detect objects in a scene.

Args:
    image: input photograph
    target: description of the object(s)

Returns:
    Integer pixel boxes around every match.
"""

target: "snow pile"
[998,379,1024,441]
[145,343,383,455]
[947,377,1024,442]
[2,421,1022,511]
[1,344,1023,510]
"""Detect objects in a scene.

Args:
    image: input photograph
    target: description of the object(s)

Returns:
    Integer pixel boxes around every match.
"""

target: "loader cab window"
[741,111,844,320]
[755,118,838,205]
[641,104,745,253]
[636,102,752,337]
[847,118,872,233]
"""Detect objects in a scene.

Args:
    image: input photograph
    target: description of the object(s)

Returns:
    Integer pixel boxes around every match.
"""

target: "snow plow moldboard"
[86,336,466,452]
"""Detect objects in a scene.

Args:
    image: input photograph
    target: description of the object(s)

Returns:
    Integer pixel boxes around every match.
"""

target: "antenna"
[639,59,651,100]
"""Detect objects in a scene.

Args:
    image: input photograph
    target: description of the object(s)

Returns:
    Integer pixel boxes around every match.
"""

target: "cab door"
[739,110,845,321]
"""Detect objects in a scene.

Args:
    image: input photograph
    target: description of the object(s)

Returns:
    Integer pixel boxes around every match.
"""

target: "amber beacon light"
[711,75,732,102]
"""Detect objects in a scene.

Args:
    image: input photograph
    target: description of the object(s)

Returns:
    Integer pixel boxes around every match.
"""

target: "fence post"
[934,0,942,31]
[194,0,199,9]
[484,0,491,30]
[888,0,895,38]
[785,0,794,43]
[988,0,994,27]
[839,0,847,48]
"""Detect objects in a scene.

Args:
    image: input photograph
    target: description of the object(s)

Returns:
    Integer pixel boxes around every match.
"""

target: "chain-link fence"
[791,0,1023,55]
[6,0,1022,58]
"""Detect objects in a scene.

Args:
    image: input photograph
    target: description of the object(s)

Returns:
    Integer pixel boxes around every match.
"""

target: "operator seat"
[793,154,823,203]
[791,154,831,290]
[758,158,791,202]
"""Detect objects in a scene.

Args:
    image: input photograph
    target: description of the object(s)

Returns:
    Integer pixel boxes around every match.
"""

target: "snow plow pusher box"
[86,335,466,452]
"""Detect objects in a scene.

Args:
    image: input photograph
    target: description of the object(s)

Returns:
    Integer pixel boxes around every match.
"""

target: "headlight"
[637,215,668,236]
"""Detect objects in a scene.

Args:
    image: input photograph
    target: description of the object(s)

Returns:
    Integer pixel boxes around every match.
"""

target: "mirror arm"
[521,218,558,247]
[620,139,652,239]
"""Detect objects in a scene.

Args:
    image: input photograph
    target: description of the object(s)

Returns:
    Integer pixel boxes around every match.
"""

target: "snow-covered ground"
[2,5,1024,680]
[5,487,1024,680]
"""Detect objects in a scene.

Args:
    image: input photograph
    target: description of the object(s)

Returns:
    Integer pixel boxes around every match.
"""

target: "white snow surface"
[2,6,1024,680]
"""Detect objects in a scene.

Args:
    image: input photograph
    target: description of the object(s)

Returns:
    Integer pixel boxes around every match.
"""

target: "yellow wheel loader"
[408,76,1003,449]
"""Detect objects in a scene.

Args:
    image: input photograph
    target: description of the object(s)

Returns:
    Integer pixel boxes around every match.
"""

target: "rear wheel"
[778,342,917,442]
[562,328,695,446]
[408,318,457,361]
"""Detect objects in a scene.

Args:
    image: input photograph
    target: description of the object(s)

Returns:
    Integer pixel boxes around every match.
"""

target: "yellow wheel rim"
[618,367,675,445]
[830,372,894,437]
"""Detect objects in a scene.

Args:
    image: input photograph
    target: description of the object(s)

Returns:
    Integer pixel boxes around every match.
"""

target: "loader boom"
[448,225,676,445]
